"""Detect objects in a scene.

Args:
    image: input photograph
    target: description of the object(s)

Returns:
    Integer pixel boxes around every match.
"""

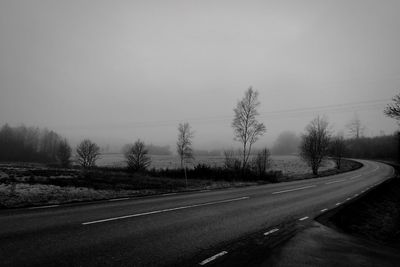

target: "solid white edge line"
[299,216,309,221]
[83,196,250,225]
[28,205,59,210]
[199,251,228,265]
[264,228,279,236]
[272,185,316,195]
[108,198,130,202]
[161,193,177,196]
[325,179,346,185]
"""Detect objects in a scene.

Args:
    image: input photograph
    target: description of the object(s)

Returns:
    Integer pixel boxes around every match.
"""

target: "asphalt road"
[0,160,394,266]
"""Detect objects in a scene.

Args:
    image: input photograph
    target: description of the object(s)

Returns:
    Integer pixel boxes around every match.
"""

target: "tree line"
[0,124,69,164]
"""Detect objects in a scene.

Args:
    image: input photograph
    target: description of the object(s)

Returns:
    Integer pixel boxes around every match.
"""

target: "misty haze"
[1,1,400,266]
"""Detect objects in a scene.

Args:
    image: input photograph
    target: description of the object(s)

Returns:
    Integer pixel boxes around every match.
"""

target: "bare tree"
[384,93,400,121]
[124,139,151,172]
[177,122,194,168]
[329,135,346,169]
[76,139,100,168]
[177,122,194,186]
[232,87,266,171]
[56,138,72,168]
[346,113,364,139]
[300,116,331,175]
[384,93,400,162]
[252,148,271,177]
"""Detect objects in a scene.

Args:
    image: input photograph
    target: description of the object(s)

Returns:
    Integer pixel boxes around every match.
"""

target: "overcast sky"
[1,0,399,151]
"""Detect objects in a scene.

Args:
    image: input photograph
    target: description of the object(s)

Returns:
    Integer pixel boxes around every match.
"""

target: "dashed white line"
[326,179,346,185]
[346,198,351,201]
[335,202,341,206]
[83,196,250,225]
[199,251,228,265]
[28,205,59,210]
[354,194,359,197]
[272,185,316,195]
[264,228,279,236]
[349,174,362,180]
[108,197,130,202]
[299,216,309,221]
[321,208,328,212]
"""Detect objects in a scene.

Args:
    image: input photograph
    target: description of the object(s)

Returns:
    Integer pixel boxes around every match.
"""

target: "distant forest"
[344,134,398,160]
[0,124,65,163]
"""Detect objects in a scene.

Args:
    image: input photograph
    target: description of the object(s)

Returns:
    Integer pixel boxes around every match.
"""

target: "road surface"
[0,160,394,266]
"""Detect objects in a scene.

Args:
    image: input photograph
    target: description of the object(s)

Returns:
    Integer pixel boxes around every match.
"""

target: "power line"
[59,99,389,130]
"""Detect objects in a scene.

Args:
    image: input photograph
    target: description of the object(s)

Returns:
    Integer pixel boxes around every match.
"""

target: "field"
[96,154,335,176]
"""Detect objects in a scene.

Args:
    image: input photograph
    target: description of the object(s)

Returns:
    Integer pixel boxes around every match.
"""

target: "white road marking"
[199,190,211,192]
[199,251,228,265]
[272,185,316,195]
[355,194,359,197]
[346,198,351,201]
[372,166,379,172]
[108,197,130,202]
[335,202,341,206]
[83,196,250,225]
[349,174,362,180]
[326,179,346,185]
[299,216,309,221]
[264,228,279,236]
[161,193,177,196]
[321,208,328,212]
[28,205,59,210]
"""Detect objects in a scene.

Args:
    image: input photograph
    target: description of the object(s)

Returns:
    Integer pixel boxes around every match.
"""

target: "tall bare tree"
[177,122,194,169]
[300,116,331,175]
[76,139,100,168]
[346,113,364,139]
[232,87,266,171]
[384,93,400,121]
[177,122,194,186]
[329,135,346,169]
[384,93,400,162]
[124,139,151,172]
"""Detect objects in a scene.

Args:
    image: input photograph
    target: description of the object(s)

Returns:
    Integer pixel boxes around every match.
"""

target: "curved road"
[0,160,394,266]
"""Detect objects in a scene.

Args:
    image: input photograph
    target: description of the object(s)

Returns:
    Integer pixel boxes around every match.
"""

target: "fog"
[1,0,399,152]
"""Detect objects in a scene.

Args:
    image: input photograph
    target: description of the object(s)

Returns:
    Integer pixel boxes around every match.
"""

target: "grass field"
[97,154,335,175]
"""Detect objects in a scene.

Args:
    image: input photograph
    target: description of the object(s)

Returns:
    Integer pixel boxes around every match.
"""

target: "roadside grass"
[326,170,400,247]
[0,165,258,208]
